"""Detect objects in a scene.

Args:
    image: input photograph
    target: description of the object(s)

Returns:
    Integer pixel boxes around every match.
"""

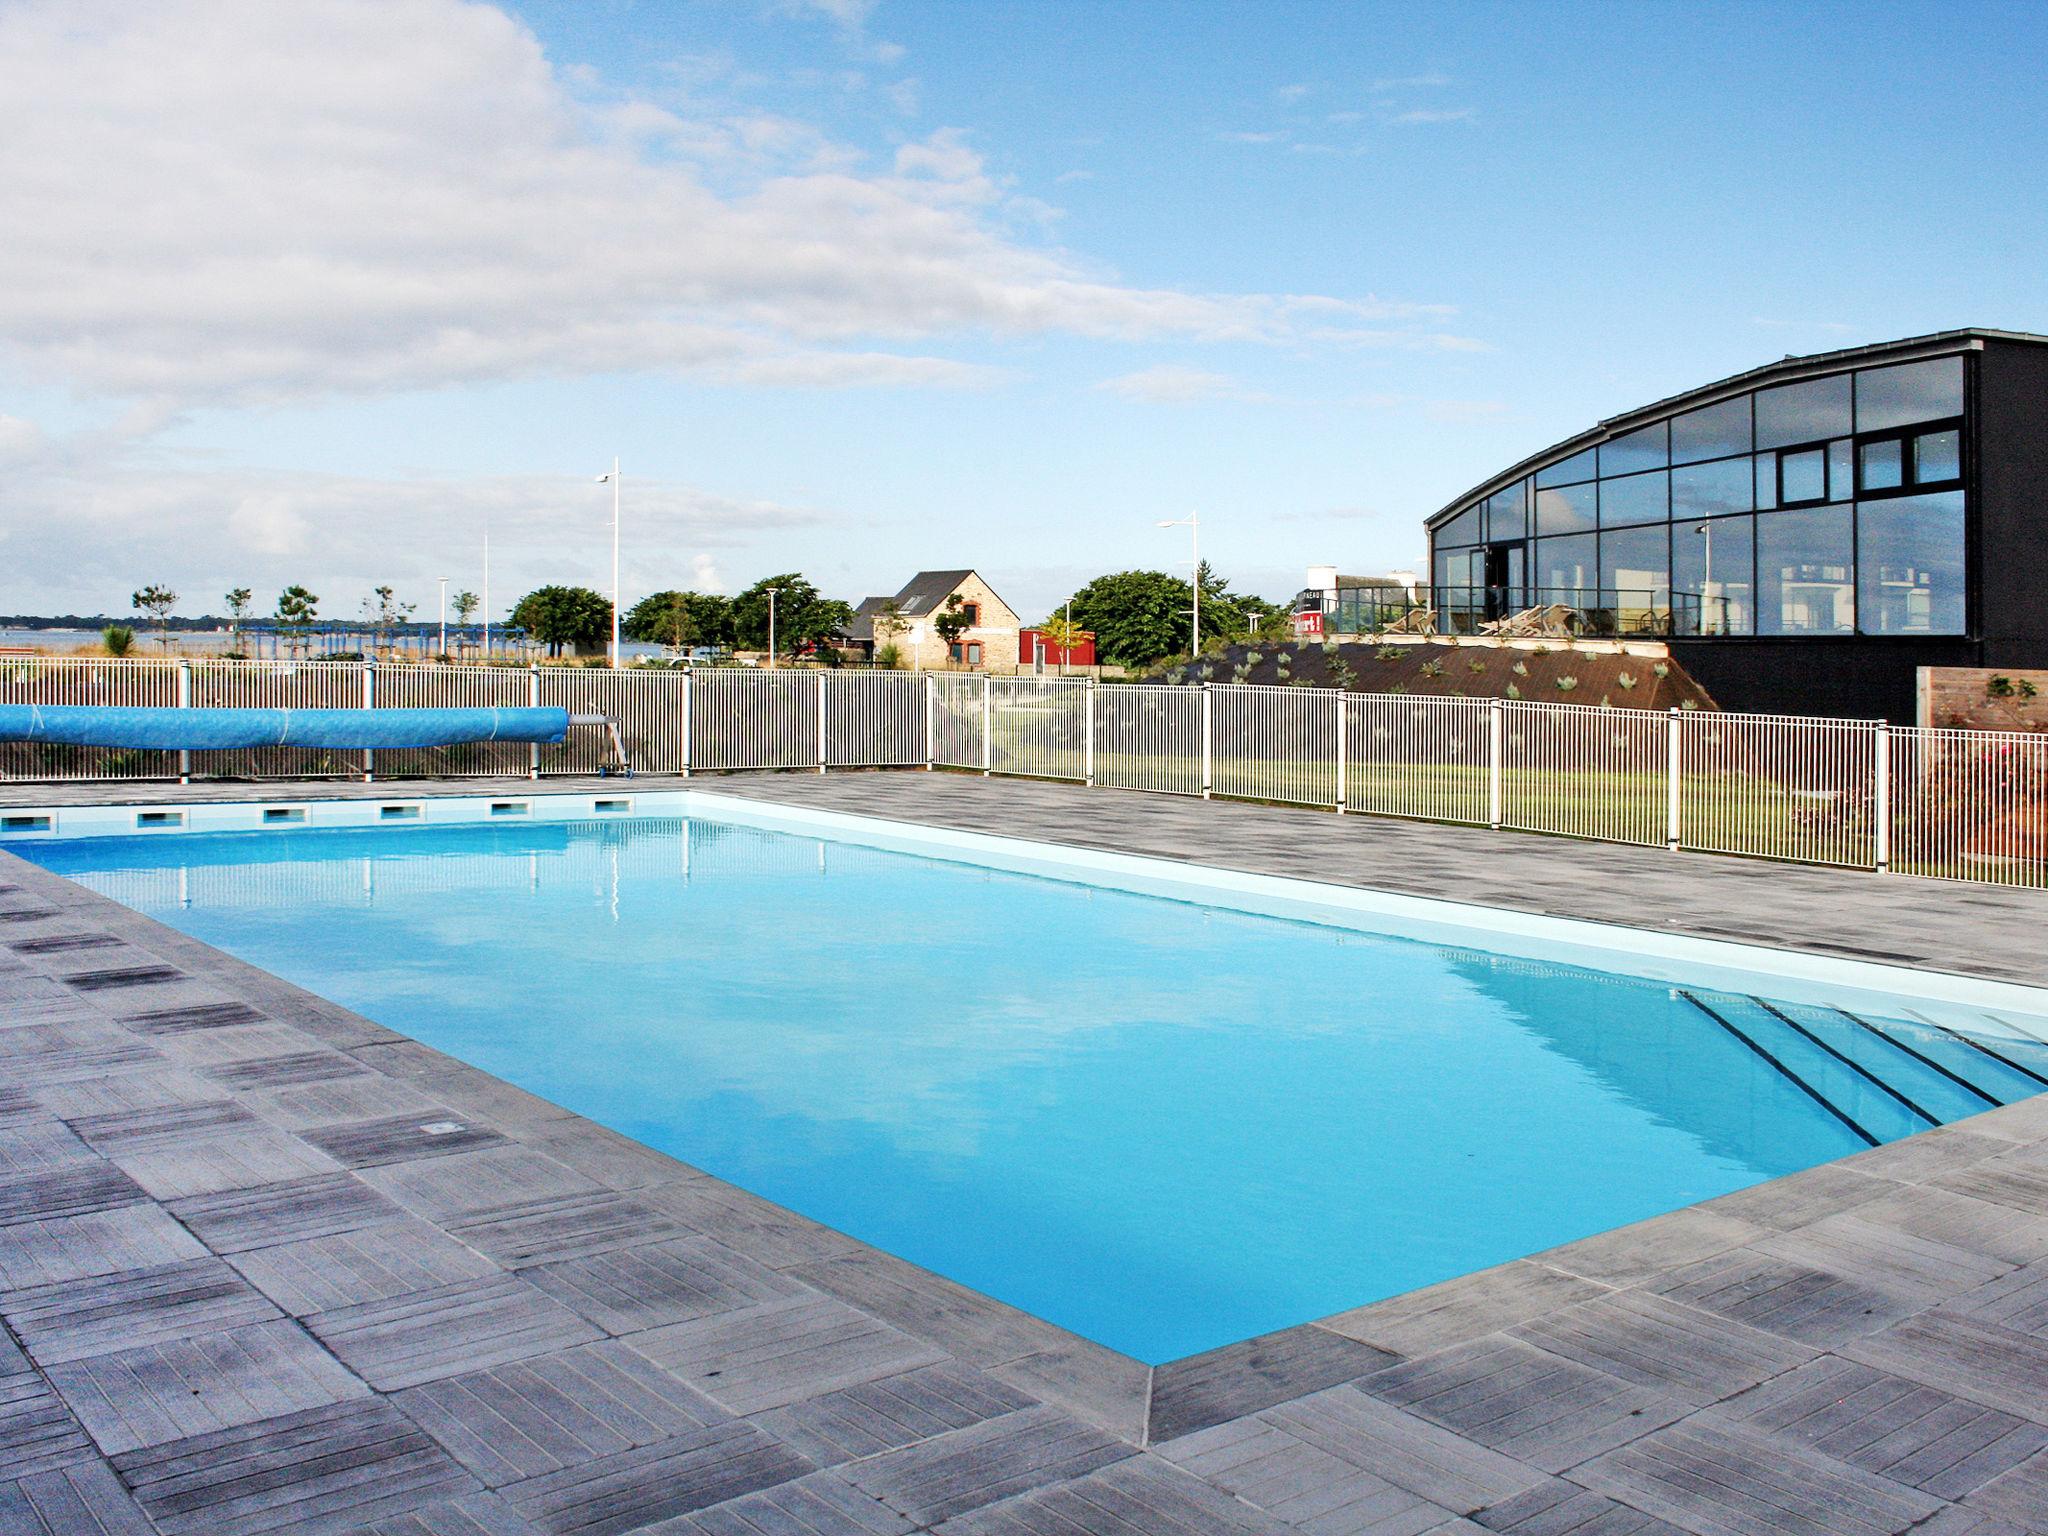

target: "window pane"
[1780,447,1826,504]
[1856,491,1964,635]
[1829,439,1853,501]
[1599,421,1668,476]
[1535,447,1598,488]
[1487,481,1529,541]
[1912,428,1961,484]
[1672,456,1752,519]
[1438,503,1483,546]
[1535,481,1596,535]
[1599,523,1670,634]
[1533,533,1597,604]
[1671,396,1751,463]
[1600,468,1668,528]
[1756,505,1854,635]
[1753,453,1777,510]
[1755,373,1852,449]
[1433,547,1475,599]
[1859,439,1903,492]
[1672,515,1754,635]
[1856,356,1963,432]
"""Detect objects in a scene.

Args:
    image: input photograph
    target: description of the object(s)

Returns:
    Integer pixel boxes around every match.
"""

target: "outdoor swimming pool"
[15,796,2048,1364]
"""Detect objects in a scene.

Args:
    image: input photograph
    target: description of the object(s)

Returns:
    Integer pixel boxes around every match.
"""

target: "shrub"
[875,642,904,670]
[101,625,134,657]
[1556,675,1579,692]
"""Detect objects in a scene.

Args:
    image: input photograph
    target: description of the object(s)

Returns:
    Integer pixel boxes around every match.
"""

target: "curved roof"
[1424,327,2048,530]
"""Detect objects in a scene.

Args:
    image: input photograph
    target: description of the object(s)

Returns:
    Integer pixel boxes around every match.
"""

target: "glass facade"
[1429,352,1967,638]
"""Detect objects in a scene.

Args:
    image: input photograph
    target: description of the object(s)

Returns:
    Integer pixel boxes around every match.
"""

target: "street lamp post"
[1156,511,1201,656]
[595,459,621,667]
[437,577,448,660]
[765,586,782,671]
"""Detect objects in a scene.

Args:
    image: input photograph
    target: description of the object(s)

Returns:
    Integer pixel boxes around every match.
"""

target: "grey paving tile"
[243,1072,448,1132]
[1536,1210,1767,1289]
[627,1292,949,1416]
[931,1452,1293,1535]
[523,1234,807,1336]
[225,1216,502,1315]
[329,1491,542,1536]
[1929,1153,2048,1221]
[1260,1386,1550,1516]
[1318,1262,1611,1356]
[1941,1256,2048,1335]
[199,1049,370,1092]
[64,1098,260,1151]
[1843,1312,2048,1423]
[394,1338,727,1486]
[1845,1128,2020,1186]
[1472,1479,1691,1535]
[44,1316,369,1455]
[757,1360,1036,1467]
[671,1467,915,1535]
[303,1111,512,1168]
[985,1339,1151,1445]
[495,1418,812,1536]
[0,1022,160,1085]
[99,1125,345,1200]
[1959,1448,2048,1529]
[448,1189,691,1269]
[797,1247,1078,1370]
[0,1120,98,1176]
[646,1177,867,1272]
[112,999,267,1034]
[1508,1291,1817,1407]
[518,1121,703,1191]
[0,1461,157,1536]
[111,1397,480,1535]
[1639,1246,1912,1347]
[1835,1182,2048,1268]
[1360,1337,1687,1474]
[1575,1417,1945,1536]
[1148,1326,1398,1444]
[305,1274,604,1392]
[0,1358,99,1479]
[32,1065,225,1118]
[843,1404,1134,1527]
[170,1169,405,1252]
[1753,1212,2015,1309]
[2,1256,282,1365]
[1159,1414,1456,1535]
[359,1147,603,1227]
[147,1019,326,1066]
[1698,1161,1902,1233]
[58,964,184,993]
[1709,1354,2048,1501]
[0,1161,148,1224]
[0,1204,207,1288]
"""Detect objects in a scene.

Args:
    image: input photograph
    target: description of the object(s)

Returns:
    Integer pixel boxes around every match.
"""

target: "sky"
[2,0,2044,624]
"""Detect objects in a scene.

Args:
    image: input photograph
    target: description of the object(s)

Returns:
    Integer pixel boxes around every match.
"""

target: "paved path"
[0,771,2041,1533]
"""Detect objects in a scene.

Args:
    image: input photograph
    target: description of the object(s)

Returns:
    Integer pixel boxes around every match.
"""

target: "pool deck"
[0,771,2041,1534]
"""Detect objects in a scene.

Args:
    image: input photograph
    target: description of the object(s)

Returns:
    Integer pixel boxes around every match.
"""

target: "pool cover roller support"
[0,704,573,752]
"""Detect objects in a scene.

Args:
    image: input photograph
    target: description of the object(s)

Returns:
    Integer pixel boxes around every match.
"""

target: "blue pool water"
[21,812,2048,1363]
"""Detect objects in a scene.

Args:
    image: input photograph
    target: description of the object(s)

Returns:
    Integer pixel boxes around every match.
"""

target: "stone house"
[846,571,1021,671]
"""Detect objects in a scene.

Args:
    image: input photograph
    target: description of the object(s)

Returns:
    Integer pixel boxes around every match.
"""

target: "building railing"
[1299,586,1714,638]
[1,657,2045,890]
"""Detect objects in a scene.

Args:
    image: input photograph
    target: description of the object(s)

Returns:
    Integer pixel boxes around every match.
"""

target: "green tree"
[101,624,134,657]
[623,590,733,651]
[131,583,177,649]
[1061,570,1198,666]
[933,595,974,663]
[360,585,415,653]
[452,591,479,626]
[729,574,853,660]
[276,585,319,656]
[224,586,254,648]
[509,584,613,656]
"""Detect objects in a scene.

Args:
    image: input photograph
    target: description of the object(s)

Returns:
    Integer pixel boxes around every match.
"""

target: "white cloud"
[1389,108,1476,125]
[1216,130,1287,145]
[1275,83,1312,102]
[1372,73,1451,91]
[0,0,1470,406]
[1094,365,1263,404]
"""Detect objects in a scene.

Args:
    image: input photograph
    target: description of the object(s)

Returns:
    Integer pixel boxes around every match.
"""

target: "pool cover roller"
[0,704,571,751]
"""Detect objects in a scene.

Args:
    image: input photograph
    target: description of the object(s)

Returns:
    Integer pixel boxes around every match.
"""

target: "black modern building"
[1422,329,2048,721]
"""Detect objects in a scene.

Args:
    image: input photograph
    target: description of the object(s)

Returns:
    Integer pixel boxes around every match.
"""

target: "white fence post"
[1084,679,1096,787]
[1200,683,1213,800]
[528,664,541,781]
[924,673,936,771]
[1487,698,1505,829]
[1874,722,1891,872]
[1666,706,1682,852]
[176,659,192,785]
[817,672,829,774]
[361,661,375,784]
[1333,689,1347,813]
[680,667,692,777]
[981,674,993,777]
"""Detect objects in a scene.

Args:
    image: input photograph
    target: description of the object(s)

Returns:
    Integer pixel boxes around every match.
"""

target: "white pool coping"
[8,786,2048,1043]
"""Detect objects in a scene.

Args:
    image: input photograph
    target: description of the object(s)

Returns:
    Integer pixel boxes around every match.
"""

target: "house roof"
[845,570,1014,642]
[1425,327,2048,529]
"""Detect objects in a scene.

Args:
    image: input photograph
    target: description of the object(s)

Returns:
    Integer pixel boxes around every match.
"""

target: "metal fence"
[3,657,2047,889]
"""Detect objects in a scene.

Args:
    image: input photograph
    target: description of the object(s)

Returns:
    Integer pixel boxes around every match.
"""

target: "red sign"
[1294,610,1325,638]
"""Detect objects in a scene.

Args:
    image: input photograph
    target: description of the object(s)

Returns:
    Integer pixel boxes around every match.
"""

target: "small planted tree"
[933,595,974,666]
[224,587,253,653]
[131,584,177,649]
[361,585,415,655]
[870,599,908,668]
[276,585,319,656]
[102,625,134,657]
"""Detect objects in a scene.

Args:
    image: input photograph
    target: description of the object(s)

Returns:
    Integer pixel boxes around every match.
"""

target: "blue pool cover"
[0,704,570,751]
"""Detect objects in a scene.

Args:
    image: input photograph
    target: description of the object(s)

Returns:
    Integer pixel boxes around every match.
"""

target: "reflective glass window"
[1754,453,1777,510]
[1859,439,1903,492]
[1599,421,1668,476]
[1672,515,1754,635]
[1534,533,1597,604]
[1671,396,1752,464]
[1599,469,1668,528]
[1437,503,1483,546]
[1434,547,1476,597]
[1780,447,1826,505]
[1829,440,1854,501]
[1487,481,1529,541]
[1755,373,1853,449]
[1856,491,1965,635]
[1672,456,1752,520]
[1756,506,1854,635]
[1535,447,1598,487]
[1912,428,1961,484]
[1535,481,1597,536]
[1598,523,1670,633]
[1856,356,1964,432]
